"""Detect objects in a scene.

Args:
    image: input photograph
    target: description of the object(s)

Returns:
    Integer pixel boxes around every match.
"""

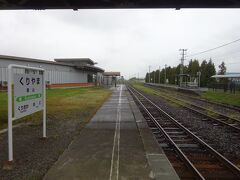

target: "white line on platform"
[109,85,122,180]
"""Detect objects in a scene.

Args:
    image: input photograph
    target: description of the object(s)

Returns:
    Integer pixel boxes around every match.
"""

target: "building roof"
[0,54,104,72]
[0,0,240,9]
[55,58,95,65]
[103,72,121,76]
[0,54,62,65]
[76,64,104,73]
[211,74,240,78]
[55,58,104,72]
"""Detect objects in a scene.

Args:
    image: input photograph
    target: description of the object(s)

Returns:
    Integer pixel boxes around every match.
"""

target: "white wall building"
[0,55,104,89]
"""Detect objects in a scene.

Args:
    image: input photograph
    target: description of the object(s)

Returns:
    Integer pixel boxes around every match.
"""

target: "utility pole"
[165,64,167,84]
[148,66,151,83]
[179,49,187,86]
[159,66,161,84]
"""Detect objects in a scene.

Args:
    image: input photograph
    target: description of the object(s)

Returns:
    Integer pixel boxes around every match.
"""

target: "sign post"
[7,64,46,163]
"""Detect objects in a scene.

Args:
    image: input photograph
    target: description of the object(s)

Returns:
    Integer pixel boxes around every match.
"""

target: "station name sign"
[14,74,43,119]
[7,64,46,162]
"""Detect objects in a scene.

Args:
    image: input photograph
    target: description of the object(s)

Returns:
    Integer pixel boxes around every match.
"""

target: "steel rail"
[160,93,240,130]
[181,92,240,112]
[128,85,240,178]
[146,83,240,113]
[128,86,205,180]
[144,84,240,132]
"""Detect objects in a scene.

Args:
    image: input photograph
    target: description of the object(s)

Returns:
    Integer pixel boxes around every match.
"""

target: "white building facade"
[0,55,104,89]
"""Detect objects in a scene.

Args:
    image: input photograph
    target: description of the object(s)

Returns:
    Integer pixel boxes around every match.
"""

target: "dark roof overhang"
[1,0,240,10]
[103,72,121,76]
[55,58,95,65]
[76,65,104,73]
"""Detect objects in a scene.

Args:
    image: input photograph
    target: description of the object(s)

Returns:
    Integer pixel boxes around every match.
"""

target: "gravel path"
[138,89,240,166]
[147,85,240,120]
[0,115,88,180]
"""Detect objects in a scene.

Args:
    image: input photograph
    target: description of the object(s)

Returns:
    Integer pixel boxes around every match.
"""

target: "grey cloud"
[0,9,240,78]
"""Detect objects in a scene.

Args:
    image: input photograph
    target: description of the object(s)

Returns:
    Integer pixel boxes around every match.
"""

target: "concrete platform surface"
[44,84,179,180]
[146,83,208,95]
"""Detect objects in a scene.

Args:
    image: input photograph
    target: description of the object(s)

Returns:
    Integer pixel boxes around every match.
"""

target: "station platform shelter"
[103,72,121,87]
[44,84,179,180]
[146,83,208,95]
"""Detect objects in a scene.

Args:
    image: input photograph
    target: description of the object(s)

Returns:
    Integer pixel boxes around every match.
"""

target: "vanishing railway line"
[144,84,240,132]
[128,85,240,179]
[146,83,240,113]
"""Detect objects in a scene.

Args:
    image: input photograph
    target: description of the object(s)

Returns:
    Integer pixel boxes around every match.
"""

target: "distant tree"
[155,70,160,84]
[218,61,227,84]
[144,58,217,87]
[218,61,227,75]
[187,59,200,76]
[129,77,137,81]
[160,69,165,83]
[170,67,177,84]
[198,59,216,87]
[150,71,154,83]
[200,60,208,87]
[166,66,171,84]
[206,59,216,85]
[145,73,149,83]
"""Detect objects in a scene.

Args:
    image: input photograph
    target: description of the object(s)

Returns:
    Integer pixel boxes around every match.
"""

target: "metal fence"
[208,82,240,93]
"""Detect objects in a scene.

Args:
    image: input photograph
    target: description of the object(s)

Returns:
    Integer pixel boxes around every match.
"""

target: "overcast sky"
[0,9,240,78]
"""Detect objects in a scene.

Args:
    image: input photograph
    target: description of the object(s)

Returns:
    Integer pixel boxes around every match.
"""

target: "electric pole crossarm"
[179,49,187,87]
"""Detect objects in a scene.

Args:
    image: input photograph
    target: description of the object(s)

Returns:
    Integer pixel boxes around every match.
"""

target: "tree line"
[145,59,227,87]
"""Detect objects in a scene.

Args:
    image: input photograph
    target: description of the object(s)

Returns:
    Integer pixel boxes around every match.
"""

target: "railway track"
[128,85,240,180]
[146,83,240,113]
[143,84,240,132]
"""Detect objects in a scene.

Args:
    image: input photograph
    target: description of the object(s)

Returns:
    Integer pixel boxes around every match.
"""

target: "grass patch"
[205,106,218,118]
[0,87,111,130]
[131,82,184,108]
[131,82,158,96]
[202,91,240,107]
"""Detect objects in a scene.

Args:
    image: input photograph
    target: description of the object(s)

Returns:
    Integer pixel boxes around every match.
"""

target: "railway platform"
[44,84,179,180]
[146,83,208,95]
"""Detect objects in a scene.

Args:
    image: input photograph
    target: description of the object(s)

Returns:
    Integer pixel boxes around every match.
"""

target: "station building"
[0,55,104,89]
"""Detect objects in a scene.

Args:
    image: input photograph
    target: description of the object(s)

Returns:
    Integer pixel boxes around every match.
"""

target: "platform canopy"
[211,74,240,78]
[55,58,104,73]
[103,72,121,76]
[1,0,240,10]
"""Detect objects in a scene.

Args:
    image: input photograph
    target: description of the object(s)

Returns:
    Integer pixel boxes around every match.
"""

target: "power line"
[187,38,240,58]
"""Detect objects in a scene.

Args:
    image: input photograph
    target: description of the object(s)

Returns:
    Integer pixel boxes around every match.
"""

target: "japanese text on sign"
[14,74,43,119]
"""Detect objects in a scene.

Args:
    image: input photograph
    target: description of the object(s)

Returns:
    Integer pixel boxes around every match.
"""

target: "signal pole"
[179,49,187,86]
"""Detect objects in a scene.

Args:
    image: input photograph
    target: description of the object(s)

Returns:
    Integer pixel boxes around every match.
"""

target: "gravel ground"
[137,89,240,166]
[168,92,240,120]
[147,85,240,120]
[0,115,88,180]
